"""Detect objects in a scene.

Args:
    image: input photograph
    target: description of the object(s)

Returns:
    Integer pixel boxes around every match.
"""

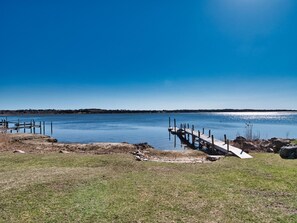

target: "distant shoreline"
[1,109,297,115]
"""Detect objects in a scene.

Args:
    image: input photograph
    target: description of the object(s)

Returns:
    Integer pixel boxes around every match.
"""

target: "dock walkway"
[169,121,252,159]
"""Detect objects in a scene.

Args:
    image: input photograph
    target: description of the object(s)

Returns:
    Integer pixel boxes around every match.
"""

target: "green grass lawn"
[0,153,296,223]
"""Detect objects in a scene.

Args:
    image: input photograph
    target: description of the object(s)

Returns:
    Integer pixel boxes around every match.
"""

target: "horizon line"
[1,108,297,115]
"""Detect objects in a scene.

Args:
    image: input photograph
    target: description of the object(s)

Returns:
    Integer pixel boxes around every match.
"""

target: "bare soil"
[0,133,207,163]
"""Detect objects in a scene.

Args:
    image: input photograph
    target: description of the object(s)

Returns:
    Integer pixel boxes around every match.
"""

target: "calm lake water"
[2,112,297,150]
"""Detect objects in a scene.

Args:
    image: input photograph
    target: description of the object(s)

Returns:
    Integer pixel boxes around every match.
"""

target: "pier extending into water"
[168,118,252,159]
[0,118,53,135]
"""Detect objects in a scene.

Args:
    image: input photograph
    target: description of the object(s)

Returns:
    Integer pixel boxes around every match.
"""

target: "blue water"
[2,112,297,150]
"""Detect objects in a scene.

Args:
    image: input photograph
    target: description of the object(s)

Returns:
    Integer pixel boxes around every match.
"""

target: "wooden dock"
[168,118,252,159]
[0,119,53,135]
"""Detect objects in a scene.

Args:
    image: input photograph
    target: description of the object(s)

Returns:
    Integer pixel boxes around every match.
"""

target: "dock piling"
[43,121,46,135]
[191,125,195,145]
[51,122,53,135]
[17,120,19,133]
[174,119,176,131]
[211,135,214,150]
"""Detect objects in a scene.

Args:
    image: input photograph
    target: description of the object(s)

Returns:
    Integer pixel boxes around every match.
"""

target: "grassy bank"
[0,153,296,223]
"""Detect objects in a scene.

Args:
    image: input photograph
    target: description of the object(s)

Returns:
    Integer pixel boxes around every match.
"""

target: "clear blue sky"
[1,0,296,110]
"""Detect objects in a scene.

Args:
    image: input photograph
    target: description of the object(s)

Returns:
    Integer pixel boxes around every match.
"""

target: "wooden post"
[202,128,204,134]
[224,134,227,144]
[187,123,189,129]
[208,130,211,138]
[43,121,46,135]
[211,135,214,150]
[191,125,194,145]
[23,122,26,133]
[33,120,36,134]
[227,140,230,152]
[168,117,171,128]
[17,119,20,133]
[40,121,42,134]
[174,119,176,131]
[51,122,53,135]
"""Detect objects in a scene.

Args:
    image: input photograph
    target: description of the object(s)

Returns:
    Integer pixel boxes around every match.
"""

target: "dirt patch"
[0,133,206,163]
[146,149,208,163]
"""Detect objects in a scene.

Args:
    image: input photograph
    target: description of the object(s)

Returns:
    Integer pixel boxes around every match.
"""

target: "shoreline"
[1,108,297,116]
[0,133,209,163]
[1,133,295,162]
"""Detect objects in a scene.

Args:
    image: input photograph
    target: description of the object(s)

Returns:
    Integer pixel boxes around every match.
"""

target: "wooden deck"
[169,126,252,159]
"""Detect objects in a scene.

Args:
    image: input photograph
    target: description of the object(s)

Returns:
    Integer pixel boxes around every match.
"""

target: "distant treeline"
[0,109,296,115]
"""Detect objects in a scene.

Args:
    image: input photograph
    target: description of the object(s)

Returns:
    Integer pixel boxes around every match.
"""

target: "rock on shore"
[231,136,292,153]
